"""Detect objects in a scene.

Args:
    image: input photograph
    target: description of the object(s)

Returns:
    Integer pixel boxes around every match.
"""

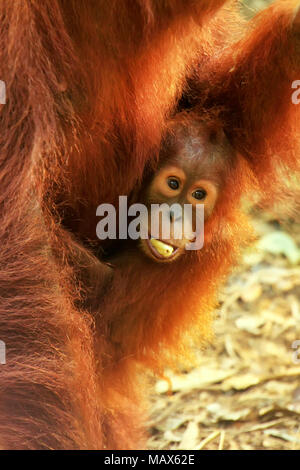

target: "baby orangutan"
[100,114,236,266]
[88,114,244,448]
[137,116,236,262]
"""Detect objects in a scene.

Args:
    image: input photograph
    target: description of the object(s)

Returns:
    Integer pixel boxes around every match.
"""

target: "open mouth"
[146,238,179,260]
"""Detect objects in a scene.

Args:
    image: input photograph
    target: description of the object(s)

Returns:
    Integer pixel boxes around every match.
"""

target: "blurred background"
[147,0,300,451]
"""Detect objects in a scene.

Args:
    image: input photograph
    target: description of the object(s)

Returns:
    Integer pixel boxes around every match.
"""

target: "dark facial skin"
[100,118,235,265]
[138,119,235,263]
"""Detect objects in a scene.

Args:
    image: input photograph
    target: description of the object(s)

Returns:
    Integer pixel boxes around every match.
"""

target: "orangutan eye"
[167,178,180,190]
[192,189,207,200]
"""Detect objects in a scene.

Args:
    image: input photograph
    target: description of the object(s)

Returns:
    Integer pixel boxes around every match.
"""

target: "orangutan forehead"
[162,118,229,154]
[161,151,227,185]
[159,121,232,180]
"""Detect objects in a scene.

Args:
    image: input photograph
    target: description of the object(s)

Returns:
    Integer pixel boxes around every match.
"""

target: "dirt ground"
[147,211,300,450]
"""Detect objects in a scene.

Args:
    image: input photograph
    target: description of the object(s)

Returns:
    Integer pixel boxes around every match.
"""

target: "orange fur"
[0,0,299,450]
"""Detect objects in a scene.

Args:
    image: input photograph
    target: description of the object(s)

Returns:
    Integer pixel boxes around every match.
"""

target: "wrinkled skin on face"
[139,118,236,263]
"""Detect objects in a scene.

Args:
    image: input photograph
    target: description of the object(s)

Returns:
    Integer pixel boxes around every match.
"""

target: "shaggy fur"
[0,0,299,450]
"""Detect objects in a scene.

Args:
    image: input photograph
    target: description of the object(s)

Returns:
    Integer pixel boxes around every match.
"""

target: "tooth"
[150,239,174,257]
